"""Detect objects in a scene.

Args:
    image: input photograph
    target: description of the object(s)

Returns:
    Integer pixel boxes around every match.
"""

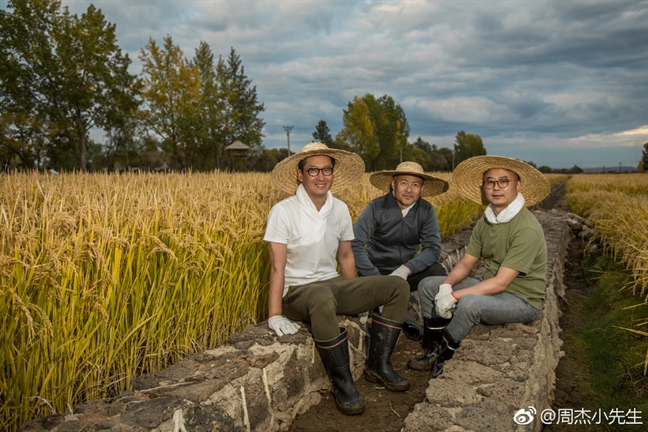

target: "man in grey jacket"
[352,162,449,340]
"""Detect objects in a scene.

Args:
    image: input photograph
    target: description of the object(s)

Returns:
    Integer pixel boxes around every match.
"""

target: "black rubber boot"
[315,329,365,415]
[407,317,450,371]
[429,330,461,379]
[364,314,410,392]
[402,315,422,341]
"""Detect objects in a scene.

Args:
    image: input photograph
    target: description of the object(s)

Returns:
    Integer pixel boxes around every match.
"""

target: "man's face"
[391,174,425,209]
[482,168,521,212]
[297,155,335,201]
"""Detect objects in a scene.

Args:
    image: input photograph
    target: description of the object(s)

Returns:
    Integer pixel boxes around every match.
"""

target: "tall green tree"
[0,0,140,170]
[437,147,454,171]
[312,120,334,146]
[642,141,648,172]
[139,35,202,169]
[0,113,58,168]
[374,94,410,168]
[192,41,225,170]
[337,95,378,168]
[453,131,486,168]
[214,48,265,169]
[411,137,448,172]
[337,94,410,170]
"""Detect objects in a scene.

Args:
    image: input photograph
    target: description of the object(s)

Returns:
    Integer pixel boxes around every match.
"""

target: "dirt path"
[289,335,429,431]
[544,236,606,432]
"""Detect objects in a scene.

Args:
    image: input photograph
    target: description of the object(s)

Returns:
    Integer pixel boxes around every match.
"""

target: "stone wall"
[20,208,578,432]
[403,209,571,432]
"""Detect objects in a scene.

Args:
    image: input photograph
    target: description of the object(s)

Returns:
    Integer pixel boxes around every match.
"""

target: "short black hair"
[483,168,520,181]
[392,174,425,183]
[298,156,336,170]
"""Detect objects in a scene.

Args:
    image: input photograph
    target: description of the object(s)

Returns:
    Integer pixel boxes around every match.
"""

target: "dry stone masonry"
[21,205,588,432]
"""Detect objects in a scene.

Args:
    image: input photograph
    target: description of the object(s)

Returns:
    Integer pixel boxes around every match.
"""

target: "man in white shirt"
[264,142,410,416]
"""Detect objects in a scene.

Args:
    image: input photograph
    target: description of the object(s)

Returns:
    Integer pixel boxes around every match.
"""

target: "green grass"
[573,254,648,429]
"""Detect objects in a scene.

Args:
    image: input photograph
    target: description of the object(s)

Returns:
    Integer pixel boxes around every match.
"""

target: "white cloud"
[614,125,648,137]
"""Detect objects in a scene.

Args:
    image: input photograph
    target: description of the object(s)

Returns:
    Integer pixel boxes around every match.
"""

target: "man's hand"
[435,284,456,318]
[389,265,411,280]
[268,316,300,336]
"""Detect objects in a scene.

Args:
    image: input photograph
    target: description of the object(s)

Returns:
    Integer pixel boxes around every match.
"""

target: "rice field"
[567,174,648,298]
[0,170,482,431]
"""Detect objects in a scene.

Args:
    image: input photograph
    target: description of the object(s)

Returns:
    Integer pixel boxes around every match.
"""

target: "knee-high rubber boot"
[315,329,365,415]
[407,317,450,371]
[429,330,461,379]
[363,314,410,392]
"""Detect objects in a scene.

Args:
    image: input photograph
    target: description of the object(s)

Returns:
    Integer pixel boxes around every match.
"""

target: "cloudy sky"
[15,0,648,169]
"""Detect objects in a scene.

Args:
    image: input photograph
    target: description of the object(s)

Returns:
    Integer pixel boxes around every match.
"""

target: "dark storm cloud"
[55,0,648,168]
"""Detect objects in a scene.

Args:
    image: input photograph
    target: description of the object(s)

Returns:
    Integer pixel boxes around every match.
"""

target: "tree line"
[1,0,488,173]
[1,0,265,172]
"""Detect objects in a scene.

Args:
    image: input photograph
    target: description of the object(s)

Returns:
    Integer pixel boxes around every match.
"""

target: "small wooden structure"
[225,141,250,172]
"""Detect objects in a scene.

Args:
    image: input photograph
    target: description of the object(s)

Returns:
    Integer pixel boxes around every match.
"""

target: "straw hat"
[271,142,365,195]
[452,155,550,207]
[369,161,449,197]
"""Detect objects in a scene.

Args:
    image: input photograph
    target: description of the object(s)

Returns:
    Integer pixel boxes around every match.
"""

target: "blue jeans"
[418,276,539,342]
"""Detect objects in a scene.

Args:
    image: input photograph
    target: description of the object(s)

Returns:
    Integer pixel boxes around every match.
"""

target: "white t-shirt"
[264,184,355,296]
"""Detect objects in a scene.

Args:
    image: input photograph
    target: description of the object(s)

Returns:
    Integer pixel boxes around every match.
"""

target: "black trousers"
[379,262,447,292]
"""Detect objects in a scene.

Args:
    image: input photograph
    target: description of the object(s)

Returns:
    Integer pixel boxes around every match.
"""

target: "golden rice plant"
[545,173,569,185]
[0,170,480,431]
[568,173,648,196]
[0,172,278,430]
[567,174,648,297]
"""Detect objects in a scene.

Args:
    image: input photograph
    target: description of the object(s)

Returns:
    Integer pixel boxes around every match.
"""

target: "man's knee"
[454,294,482,319]
[418,276,446,301]
[306,287,337,315]
[394,278,409,295]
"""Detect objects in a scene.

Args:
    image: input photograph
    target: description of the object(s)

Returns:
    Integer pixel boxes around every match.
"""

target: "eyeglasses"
[303,167,334,177]
[482,179,513,189]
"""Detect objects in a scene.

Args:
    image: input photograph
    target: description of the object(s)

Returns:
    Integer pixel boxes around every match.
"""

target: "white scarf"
[294,183,333,242]
[484,193,525,224]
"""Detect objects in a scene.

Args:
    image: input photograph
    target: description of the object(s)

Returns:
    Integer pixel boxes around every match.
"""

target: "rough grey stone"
[440,360,505,384]
[155,359,201,381]
[426,381,480,407]
[130,374,159,390]
[284,350,305,400]
[121,396,185,428]
[477,380,525,404]
[455,399,516,431]
[403,403,456,432]
[244,380,270,430]
[183,404,240,432]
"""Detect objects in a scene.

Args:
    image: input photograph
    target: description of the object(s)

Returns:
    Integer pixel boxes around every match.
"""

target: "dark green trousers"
[282,275,409,340]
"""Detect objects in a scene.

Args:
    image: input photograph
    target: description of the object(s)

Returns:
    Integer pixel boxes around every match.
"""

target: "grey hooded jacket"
[352,192,442,276]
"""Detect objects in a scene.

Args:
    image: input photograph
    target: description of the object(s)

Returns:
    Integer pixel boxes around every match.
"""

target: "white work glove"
[435,284,456,319]
[268,315,300,336]
[389,265,411,280]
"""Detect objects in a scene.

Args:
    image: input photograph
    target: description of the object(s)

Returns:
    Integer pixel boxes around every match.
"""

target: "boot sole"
[363,370,410,392]
[406,358,435,371]
[334,399,365,415]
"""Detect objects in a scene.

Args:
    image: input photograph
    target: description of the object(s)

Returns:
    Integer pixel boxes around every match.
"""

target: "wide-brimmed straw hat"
[369,161,449,197]
[452,155,550,207]
[271,142,365,195]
